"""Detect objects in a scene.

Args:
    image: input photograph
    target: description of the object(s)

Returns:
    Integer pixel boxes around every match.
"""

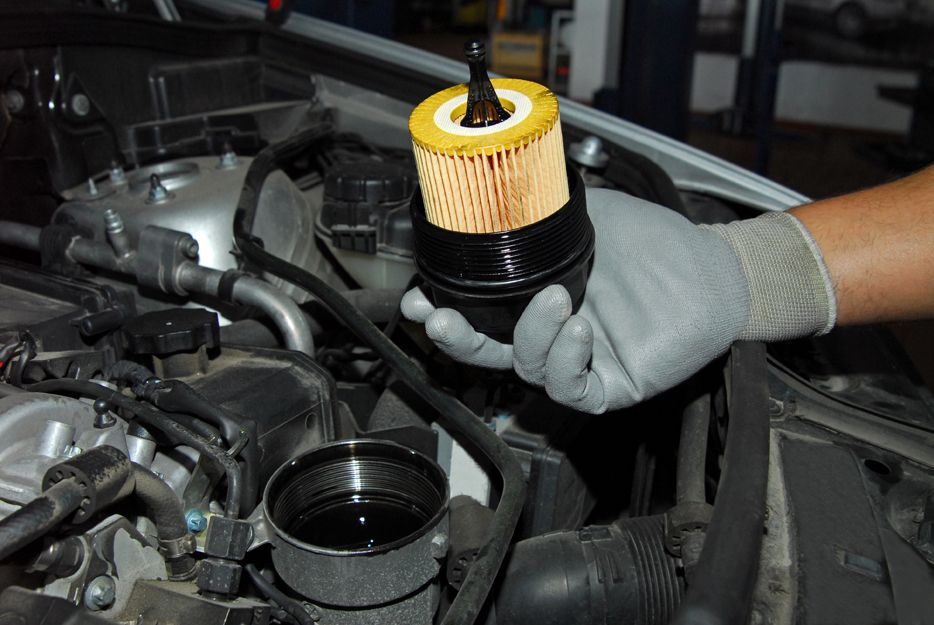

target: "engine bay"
[1,5,934,625]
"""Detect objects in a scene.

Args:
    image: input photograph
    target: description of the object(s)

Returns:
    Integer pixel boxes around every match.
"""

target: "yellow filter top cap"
[408,78,559,157]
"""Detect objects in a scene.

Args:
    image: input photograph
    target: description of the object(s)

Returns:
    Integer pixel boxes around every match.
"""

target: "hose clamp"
[160,534,196,559]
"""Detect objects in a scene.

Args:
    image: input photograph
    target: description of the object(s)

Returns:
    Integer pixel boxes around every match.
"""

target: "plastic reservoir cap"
[323,161,415,205]
[121,308,219,356]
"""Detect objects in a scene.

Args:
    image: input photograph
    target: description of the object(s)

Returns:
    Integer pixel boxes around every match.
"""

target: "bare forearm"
[791,166,934,325]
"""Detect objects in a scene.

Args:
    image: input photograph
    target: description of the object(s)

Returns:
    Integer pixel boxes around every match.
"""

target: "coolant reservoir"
[313,160,418,290]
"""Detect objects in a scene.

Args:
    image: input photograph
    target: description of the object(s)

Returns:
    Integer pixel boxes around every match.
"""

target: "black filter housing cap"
[411,167,594,337]
[122,308,219,356]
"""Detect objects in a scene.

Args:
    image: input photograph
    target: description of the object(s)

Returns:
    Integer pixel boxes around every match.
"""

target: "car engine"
[1,4,934,625]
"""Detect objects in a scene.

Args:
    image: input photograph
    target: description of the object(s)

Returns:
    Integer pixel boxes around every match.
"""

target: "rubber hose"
[147,380,260,515]
[0,479,84,561]
[164,411,223,443]
[340,288,406,324]
[106,362,259,515]
[132,463,196,578]
[132,464,188,542]
[150,380,259,510]
[105,360,154,388]
[25,379,242,519]
[676,392,710,505]
[219,319,282,348]
[244,564,315,625]
[671,342,770,625]
[232,125,526,625]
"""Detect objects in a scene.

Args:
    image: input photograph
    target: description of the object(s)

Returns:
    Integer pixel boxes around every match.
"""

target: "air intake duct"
[490,515,683,625]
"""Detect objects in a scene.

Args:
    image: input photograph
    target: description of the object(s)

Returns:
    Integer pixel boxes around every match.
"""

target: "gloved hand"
[402,188,836,413]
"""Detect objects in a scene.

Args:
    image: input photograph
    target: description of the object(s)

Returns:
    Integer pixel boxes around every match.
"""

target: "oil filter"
[409,41,594,335]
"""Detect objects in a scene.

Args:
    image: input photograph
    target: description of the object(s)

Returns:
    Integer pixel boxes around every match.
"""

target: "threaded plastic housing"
[265,439,448,555]
[411,166,593,335]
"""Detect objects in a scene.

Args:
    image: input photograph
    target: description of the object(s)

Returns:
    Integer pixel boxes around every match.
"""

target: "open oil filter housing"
[409,42,594,335]
[263,439,450,625]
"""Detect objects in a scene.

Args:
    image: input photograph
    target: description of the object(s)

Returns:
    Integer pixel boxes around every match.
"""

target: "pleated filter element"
[409,78,569,234]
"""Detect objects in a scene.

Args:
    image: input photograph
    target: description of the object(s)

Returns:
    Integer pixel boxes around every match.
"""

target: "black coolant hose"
[107,362,261,516]
[675,392,710,506]
[232,126,527,625]
[26,379,242,519]
[148,380,260,513]
[0,479,84,561]
[671,342,770,625]
[245,564,316,625]
[132,463,196,579]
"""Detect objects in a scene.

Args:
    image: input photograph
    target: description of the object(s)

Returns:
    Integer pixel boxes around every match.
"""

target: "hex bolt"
[186,509,208,534]
[62,444,83,458]
[108,161,127,186]
[84,575,116,610]
[181,236,200,259]
[3,89,24,114]
[71,93,91,117]
[147,173,169,203]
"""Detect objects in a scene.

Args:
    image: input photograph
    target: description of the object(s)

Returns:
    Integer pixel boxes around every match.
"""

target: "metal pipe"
[0,221,41,251]
[230,276,314,354]
[176,264,314,355]
[0,221,313,356]
[69,237,136,273]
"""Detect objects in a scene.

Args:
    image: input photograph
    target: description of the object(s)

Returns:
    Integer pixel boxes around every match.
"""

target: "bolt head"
[182,238,200,259]
[186,509,208,534]
[62,445,83,458]
[84,575,116,610]
[71,93,91,117]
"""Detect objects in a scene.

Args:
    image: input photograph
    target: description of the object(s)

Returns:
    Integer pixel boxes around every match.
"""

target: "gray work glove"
[401,188,836,414]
